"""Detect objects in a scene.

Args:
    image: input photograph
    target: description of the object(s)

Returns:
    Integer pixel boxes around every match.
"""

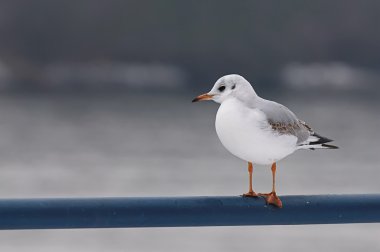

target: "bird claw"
[259,192,283,208]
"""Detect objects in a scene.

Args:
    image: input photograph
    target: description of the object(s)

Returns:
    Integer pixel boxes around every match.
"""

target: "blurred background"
[0,0,379,251]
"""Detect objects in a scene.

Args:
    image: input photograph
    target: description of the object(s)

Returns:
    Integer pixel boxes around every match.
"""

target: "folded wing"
[258,99,338,150]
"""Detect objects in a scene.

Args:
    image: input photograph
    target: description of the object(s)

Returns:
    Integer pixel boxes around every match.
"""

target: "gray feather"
[256,99,310,144]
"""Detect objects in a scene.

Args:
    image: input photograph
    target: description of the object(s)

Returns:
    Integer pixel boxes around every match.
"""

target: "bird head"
[192,74,256,104]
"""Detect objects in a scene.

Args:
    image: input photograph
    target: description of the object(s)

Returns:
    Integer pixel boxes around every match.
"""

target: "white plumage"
[192,74,337,207]
[215,98,297,165]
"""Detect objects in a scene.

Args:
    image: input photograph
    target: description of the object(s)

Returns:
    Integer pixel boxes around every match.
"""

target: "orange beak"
[192,93,213,102]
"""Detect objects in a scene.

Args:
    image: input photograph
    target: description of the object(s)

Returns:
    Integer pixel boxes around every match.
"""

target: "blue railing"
[0,194,379,230]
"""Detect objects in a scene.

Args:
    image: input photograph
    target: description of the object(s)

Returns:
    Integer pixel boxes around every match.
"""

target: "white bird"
[192,74,338,208]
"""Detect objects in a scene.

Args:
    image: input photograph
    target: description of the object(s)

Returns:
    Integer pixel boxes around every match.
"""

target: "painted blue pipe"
[0,194,379,230]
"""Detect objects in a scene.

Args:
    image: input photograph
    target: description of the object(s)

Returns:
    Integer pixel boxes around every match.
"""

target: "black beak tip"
[192,98,199,103]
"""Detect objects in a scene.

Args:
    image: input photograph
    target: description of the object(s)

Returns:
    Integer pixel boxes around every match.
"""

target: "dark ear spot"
[231,84,236,90]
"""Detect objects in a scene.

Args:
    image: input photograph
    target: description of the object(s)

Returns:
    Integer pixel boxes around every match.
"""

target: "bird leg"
[259,162,283,208]
[242,162,258,197]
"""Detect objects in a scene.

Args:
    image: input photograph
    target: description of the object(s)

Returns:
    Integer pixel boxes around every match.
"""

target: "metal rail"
[0,194,379,230]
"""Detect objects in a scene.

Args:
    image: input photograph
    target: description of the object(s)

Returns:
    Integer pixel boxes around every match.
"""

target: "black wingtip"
[312,132,334,144]
[321,144,339,149]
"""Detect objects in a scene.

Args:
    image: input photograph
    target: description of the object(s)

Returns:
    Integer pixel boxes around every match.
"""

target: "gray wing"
[257,99,311,144]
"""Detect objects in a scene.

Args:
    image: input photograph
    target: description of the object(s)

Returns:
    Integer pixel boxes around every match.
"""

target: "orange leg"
[259,162,283,208]
[242,162,258,197]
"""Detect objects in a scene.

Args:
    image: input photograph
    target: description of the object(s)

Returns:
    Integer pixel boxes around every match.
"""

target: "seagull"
[192,74,338,208]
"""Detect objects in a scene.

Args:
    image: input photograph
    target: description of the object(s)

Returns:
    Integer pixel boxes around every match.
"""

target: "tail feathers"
[298,143,339,150]
[298,132,338,150]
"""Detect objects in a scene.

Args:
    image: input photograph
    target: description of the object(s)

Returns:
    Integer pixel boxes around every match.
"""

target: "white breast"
[215,98,297,165]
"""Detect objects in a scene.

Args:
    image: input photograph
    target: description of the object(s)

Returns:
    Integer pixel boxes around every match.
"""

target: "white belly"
[215,99,297,165]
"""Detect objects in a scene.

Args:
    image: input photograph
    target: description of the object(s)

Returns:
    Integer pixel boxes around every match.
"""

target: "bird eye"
[218,85,226,92]
[231,84,236,90]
